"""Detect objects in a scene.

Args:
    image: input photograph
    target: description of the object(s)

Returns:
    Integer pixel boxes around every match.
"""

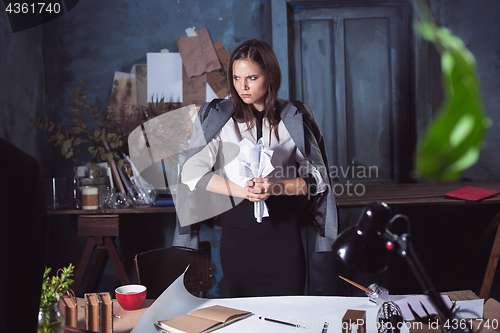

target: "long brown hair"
[228,39,282,142]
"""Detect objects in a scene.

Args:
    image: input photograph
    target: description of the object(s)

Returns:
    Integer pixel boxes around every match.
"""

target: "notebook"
[445,186,500,201]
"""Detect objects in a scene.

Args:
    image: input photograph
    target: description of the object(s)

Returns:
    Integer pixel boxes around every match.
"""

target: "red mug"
[115,285,147,311]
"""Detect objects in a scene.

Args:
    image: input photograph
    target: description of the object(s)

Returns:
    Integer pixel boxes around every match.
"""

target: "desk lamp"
[332,201,469,333]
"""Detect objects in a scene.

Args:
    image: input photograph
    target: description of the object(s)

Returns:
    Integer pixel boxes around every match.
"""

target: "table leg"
[72,236,98,294]
[479,224,500,299]
[85,248,108,293]
[104,236,130,286]
[75,215,128,293]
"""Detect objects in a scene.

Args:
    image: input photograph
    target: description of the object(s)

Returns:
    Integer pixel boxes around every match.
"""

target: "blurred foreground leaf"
[414,16,490,181]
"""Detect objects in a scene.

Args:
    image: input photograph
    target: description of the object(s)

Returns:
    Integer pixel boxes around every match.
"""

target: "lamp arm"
[385,232,454,321]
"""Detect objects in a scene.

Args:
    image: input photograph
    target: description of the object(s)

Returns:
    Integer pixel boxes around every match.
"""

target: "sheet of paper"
[131,64,148,108]
[454,299,484,319]
[131,267,207,333]
[206,83,218,102]
[391,295,453,321]
[175,28,220,78]
[76,162,109,178]
[207,69,230,99]
[182,65,206,106]
[131,269,421,333]
[206,41,230,99]
[237,138,274,222]
[147,52,183,103]
[214,41,230,72]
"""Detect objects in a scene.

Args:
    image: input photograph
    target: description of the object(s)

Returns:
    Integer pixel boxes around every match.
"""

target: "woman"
[180,39,337,297]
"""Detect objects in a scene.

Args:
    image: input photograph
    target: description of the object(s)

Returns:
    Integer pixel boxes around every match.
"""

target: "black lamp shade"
[332,201,392,274]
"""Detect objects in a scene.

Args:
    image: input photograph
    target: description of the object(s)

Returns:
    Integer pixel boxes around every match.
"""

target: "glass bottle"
[37,302,65,333]
[72,166,81,209]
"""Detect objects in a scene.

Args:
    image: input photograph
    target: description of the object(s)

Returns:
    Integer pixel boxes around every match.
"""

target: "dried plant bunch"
[31,79,131,177]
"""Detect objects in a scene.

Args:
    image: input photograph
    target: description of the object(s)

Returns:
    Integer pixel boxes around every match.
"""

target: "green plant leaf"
[40,264,74,307]
[413,4,490,182]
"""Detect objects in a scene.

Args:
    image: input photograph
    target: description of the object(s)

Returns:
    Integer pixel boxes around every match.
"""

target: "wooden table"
[335,181,500,300]
[48,207,175,294]
[66,292,499,333]
[49,181,500,299]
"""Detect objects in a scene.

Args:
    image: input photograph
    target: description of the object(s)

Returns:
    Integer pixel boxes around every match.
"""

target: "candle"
[82,186,99,210]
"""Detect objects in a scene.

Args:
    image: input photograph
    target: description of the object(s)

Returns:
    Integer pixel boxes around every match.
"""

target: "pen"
[322,321,329,333]
[259,316,305,329]
[339,276,372,294]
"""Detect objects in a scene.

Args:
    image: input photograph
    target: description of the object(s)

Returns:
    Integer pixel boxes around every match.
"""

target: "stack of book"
[84,292,113,333]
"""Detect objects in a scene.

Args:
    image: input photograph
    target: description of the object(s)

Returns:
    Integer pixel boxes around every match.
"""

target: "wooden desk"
[335,181,500,300]
[67,292,499,333]
[48,207,175,294]
[50,181,500,298]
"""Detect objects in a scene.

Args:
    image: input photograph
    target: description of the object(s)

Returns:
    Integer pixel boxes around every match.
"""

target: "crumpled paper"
[237,138,274,222]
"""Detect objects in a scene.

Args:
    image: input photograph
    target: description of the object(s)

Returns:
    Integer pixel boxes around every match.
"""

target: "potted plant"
[38,264,74,333]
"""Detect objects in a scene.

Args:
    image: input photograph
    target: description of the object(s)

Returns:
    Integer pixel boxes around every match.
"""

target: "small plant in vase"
[38,264,74,333]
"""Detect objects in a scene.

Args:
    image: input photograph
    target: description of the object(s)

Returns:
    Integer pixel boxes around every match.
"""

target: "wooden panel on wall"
[294,18,337,166]
[291,4,412,185]
[344,17,393,181]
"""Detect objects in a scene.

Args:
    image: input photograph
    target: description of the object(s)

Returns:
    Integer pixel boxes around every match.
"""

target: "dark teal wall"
[41,0,271,139]
[0,11,49,169]
[39,0,271,298]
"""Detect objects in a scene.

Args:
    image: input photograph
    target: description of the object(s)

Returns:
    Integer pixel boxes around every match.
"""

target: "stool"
[72,215,130,294]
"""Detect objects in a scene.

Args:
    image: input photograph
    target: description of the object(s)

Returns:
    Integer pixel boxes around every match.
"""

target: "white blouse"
[181,116,327,193]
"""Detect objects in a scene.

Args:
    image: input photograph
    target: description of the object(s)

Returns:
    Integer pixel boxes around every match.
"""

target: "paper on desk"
[131,267,207,333]
[237,138,274,223]
[454,299,484,319]
[391,295,453,321]
[131,268,403,333]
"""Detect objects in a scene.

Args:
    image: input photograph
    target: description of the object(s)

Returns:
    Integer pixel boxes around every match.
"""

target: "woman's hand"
[244,177,271,202]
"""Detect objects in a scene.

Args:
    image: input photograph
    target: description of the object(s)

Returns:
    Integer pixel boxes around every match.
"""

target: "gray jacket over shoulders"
[173,98,338,252]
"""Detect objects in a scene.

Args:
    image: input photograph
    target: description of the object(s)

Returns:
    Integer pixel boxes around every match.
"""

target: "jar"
[82,186,99,210]
[367,283,390,305]
[37,302,65,333]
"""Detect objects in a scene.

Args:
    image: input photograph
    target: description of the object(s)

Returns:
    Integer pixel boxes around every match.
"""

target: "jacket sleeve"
[302,104,339,252]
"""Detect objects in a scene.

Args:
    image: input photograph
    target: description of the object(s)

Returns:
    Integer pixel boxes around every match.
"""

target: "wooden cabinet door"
[290,2,413,185]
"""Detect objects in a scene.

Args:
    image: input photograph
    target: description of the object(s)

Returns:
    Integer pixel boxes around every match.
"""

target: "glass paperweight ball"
[128,183,157,208]
[111,192,130,209]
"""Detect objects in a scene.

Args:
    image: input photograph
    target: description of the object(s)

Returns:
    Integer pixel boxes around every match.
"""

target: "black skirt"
[220,195,306,297]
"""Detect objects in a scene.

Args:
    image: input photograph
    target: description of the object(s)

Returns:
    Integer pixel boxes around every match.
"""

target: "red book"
[445,186,500,201]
